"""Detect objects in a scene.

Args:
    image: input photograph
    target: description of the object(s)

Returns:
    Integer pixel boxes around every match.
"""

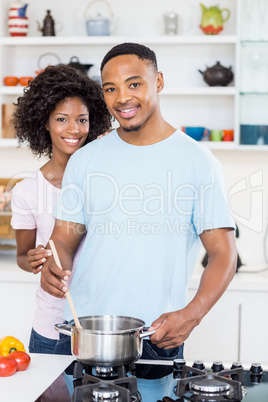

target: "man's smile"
[116,106,139,119]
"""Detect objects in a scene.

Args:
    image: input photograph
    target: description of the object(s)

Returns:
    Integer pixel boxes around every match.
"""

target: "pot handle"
[54,323,74,337]
[140,328,156,339]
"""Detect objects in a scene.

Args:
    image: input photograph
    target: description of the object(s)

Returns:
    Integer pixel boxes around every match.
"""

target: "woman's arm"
[15,229,52,274]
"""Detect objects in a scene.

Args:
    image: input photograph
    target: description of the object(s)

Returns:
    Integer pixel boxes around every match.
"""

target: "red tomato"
[9,351,31,371]
[0,356,17,377]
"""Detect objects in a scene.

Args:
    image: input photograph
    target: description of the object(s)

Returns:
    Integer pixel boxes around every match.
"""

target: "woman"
[11,64,111,353]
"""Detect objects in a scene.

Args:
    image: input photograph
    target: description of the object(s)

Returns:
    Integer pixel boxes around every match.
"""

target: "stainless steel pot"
[55,315,155,366]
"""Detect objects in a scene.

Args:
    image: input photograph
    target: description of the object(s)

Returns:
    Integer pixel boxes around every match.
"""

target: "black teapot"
[67,56,94,76]
[198,61,233,86]
[37,10,55,36]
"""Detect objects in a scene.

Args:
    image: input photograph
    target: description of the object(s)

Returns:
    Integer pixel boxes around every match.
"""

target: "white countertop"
[1,353,73,402]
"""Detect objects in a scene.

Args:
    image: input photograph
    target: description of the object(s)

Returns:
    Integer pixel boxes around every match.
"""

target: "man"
[41,43,237,358]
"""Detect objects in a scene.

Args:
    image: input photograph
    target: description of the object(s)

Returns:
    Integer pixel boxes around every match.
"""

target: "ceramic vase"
[8,1,28,37]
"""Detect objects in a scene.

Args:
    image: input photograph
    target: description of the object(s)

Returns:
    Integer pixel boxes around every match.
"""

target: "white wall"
[0,147,47,177]
[213,149,268,266]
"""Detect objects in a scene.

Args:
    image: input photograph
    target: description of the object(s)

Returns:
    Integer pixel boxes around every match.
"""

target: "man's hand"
[40,219,85,298]
[40,258,71,298]
[148,307,199,349]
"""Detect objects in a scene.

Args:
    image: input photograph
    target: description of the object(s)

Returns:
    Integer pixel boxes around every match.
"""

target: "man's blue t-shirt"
[55,129,234,325]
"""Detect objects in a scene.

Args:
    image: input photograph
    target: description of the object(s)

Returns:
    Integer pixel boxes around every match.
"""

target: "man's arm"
[40,219,86,298]
[149,227,237,349]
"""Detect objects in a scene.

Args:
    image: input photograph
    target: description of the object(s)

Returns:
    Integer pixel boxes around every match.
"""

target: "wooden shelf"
[2,139,267,151]
[0,86,236,97]
[162,87,236,96]
[241,40,268,45]
[0,139,18,147]
[240,92,268,96]
[236,144,268,151]
[0,35,237,46]
[0,87,25,95]
[200,141,236,150]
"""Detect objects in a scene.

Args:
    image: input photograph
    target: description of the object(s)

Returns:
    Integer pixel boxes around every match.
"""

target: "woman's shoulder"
[12,169,56,198]
[12,170,39,193]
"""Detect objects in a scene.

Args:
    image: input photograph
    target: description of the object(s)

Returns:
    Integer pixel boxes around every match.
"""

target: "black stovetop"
[36,359,268,402]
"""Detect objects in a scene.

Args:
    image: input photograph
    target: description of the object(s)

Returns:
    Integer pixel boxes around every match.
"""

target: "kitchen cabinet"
[0,0,241,150]
[0,253,39,350]
[238,0,268,149]
[185,289,240,364]
[184,264,268,366]
[240,291,268,364]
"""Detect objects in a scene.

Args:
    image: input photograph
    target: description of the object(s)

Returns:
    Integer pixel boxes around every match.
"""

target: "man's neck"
[117,118,176,146]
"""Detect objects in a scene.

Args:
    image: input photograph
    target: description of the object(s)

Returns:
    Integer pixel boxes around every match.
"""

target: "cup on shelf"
[222,129,234,141]
[210,129,223,141]
[3,76,19,86]
[181,126,210,141]
[3,76,34,87]
[19,76,33,86]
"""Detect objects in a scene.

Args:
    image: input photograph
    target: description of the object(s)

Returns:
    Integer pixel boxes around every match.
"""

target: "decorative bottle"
[8,1,29,37]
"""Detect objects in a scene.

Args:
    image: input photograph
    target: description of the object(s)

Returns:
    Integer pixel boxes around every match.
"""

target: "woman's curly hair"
[13,64,111,158]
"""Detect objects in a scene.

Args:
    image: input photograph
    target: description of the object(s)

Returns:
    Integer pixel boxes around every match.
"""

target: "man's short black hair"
[100,42,158,72]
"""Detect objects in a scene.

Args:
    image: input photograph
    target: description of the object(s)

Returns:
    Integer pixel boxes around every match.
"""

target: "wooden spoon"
[48,239,82,329]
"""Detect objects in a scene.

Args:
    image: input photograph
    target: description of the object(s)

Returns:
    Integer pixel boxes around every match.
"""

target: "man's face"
[101,54,163,133]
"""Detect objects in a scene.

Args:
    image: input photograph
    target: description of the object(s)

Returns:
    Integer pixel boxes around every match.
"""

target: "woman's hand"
[27,244,52,274]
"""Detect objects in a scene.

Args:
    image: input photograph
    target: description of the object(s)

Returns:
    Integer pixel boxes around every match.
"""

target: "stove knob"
[193,360,205,371]
[230,362,243,382]
[173,358,186,379]
[250,363,263,384]
[173,359,186,370]
[231,362,243,370]
[211,361,224,372]
[250,363,263,374]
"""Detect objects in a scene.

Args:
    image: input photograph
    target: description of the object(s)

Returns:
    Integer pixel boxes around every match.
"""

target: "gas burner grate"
[175,365,246,401]
[71,362,141,402]
[72,382,137,401]
[72,360,136,380]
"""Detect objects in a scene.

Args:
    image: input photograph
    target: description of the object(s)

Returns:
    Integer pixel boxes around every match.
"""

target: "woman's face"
[46,97,90,156]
